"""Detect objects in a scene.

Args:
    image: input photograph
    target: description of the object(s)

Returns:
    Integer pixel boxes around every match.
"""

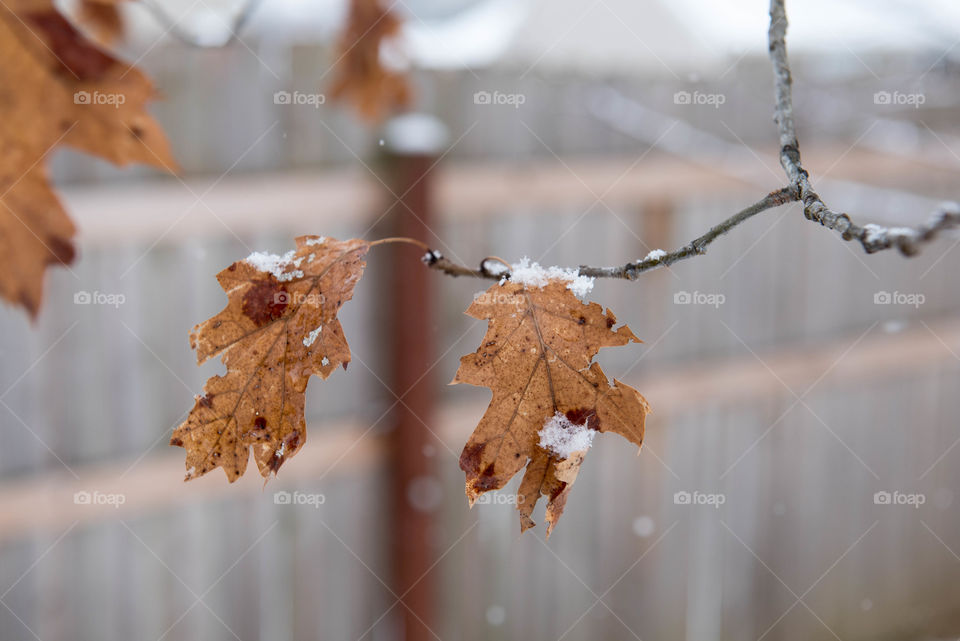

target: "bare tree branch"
[768,0,960,256]
[388,0,960,281]
[385,187,799,281]
[578,187,798,279]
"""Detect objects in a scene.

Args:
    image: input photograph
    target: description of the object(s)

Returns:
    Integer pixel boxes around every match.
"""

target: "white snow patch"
[305,237,326,246]
[538,412,596,459]
[888,227,919,237]
[303,326,322,347]
[244,250,304,281]
[321,356,330,366]
[506,257,594,299]
[863,223,886,244]
[483,259,509,276]
[421,250,443,265]
[644,249,667,261]
[382,113,449,155]
[863,224,918,245]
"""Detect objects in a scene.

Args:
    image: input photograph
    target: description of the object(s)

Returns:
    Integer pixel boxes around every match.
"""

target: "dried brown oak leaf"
[328,0,411,121]
[0,0,174,317]
[454,280,649,535]
[172,237,370,482]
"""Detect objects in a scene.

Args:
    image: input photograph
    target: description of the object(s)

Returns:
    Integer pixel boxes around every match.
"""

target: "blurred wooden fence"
[6,33,960,638]
[0,145,959,641]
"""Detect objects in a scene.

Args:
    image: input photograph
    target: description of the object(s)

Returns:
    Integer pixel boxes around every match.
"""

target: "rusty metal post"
[381,114,449,641]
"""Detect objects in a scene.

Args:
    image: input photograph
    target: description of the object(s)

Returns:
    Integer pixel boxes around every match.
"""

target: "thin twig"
[579,187,798,279]
[768,0,960,256]
[376,186,799,281]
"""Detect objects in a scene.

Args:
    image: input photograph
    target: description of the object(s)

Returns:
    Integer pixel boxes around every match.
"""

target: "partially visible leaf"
[454,281,649,535]
[75,0,124,45]
[328,0,411,121]
[172,237,370,482]
[0,0,174,317]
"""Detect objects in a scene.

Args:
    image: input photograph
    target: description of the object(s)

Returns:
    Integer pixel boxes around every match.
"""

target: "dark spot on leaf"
[475,477,499,492]
[170,437,183,447]
[26,12,116,80]
[549,481,568,501]
[254,416,266,430]
[565,408,600,431]
[577,316,586,325]
[475,463,500,491]
[285,430,301,451]
[198,394,214,409]
[268,452,283,473]
[241,279,288,326]
[606,317,615,329]
[459,442,485,475]
[45,236,75,266]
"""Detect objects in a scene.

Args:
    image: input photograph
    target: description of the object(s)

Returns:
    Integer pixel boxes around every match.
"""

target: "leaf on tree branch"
[0,0,174,317]
[328,0,411,121]
[172,237,370,482]
[454,280,649,535]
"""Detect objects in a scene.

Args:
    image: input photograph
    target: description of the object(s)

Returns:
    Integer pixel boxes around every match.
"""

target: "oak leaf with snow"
[172,237,370,482]
[0,0,174,317]
[454,274,649,535]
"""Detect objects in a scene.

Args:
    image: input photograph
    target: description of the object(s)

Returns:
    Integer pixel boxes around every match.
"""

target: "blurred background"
[2,0,960,639]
